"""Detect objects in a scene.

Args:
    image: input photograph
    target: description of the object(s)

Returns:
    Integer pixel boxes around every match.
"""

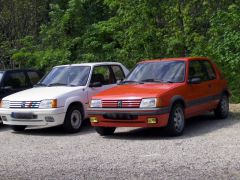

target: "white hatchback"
[0,62,128,133]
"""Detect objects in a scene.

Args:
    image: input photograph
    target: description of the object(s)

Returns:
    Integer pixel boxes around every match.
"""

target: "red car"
[88,57,230,136]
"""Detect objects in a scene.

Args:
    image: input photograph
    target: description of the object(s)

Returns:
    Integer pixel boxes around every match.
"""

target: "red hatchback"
[88,57,230,136]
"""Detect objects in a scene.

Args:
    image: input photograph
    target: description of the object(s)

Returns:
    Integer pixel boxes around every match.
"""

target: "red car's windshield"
[123,61,186,83]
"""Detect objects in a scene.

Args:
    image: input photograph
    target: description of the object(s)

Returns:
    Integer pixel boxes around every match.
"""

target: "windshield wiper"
[68,83,78,87]
[141,79,163,83]
[162,80,175,83]
[48,83,67,87]
[120,80,143,84]
[34,83,47,87]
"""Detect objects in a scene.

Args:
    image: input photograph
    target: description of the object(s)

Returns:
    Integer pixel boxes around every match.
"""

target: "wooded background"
[0,0,239,101]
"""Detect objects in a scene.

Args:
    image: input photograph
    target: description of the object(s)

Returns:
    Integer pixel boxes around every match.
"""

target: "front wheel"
[11,125,26,132]
[214,95,229,119]
[166,103,185,136]
[95,127,116,136]
[63,105,83,133]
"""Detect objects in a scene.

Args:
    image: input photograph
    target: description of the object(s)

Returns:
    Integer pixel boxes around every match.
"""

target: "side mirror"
[89,82,102,88]
[188,77,201,84]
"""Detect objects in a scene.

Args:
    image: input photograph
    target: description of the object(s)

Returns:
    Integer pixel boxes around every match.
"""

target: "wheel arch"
[65,101,84,119]
[170,95,186,111]
[222,89,231,98]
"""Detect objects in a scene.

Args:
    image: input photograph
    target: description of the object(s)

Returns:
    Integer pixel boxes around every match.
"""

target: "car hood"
[93,83,181,99]
[3,86,84,101]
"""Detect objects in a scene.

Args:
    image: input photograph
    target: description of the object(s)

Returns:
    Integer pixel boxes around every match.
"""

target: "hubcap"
[173,107,184,132]
[221,97,229,115]
[71,110,82,129]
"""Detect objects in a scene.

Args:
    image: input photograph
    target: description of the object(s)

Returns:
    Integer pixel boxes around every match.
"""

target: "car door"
[200,60,219,107]
[87,65,117,102]
[1,71,28,98]
[185,60,213,117]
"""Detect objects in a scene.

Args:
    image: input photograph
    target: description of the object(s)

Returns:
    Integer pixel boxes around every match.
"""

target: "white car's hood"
[3,86,84,101]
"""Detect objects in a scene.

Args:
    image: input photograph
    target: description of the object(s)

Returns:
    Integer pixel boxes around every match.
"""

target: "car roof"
[140,57,210,63]
[0,69,41,73]
[54,62,124,68]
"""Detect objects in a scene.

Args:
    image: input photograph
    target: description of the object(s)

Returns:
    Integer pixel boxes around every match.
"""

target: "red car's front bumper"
[87,107,170,128]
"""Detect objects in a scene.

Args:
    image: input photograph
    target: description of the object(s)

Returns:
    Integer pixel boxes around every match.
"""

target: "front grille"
[103,113,138,120]
[102,99,141,108]
[9,101,41,108]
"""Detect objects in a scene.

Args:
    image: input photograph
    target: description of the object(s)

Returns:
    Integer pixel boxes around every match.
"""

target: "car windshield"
[38,66,91,86]
[124,61,185,83]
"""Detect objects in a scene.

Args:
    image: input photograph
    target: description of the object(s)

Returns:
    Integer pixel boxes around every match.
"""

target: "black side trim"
[186,93,221,108]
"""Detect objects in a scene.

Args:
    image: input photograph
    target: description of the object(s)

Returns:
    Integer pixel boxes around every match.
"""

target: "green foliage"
[207,4,240,102]
[1,0,240,101]
[0,0,50,68]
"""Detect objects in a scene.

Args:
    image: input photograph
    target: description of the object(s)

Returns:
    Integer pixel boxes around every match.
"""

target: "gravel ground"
[0,105,240,180]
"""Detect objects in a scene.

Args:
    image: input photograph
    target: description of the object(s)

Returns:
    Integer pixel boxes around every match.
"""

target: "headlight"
[0,100,10,108]
[39,99,57,108]
[140,98,160,108]
[90,99,102,108]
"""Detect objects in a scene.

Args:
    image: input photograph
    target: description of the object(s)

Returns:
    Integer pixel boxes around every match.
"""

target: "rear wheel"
[95,127,116,136]
[63,105,83,133]
[214,95,229,119]
[166,103,185,136]
[11,125,26,132]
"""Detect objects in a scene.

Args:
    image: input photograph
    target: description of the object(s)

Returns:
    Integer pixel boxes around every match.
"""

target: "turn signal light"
[52,99,58,108]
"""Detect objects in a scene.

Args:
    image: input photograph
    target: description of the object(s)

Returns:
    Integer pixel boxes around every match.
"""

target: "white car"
[0,62,128,133]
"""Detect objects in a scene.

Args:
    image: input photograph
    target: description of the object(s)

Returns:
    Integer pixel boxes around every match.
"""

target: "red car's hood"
[93,83,181,100]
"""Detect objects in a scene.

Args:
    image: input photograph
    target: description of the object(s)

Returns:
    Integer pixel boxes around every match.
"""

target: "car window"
[201,61,216,80]
[188,61,209,81]
[27,71,41,85]
[125,61,185,83]
[111,65,125,81]
[91,66,115,85]
[40,66,91,86]
[4,72,27,88]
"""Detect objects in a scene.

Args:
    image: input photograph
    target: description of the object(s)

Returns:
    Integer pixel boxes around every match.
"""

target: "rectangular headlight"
[39,99,57,109]
[0,100,10,108]
[140,98,159,108]
[90,99,102,108]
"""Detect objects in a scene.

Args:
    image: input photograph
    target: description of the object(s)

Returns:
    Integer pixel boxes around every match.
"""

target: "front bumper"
[0,107,65,127]
[87,107,170,127]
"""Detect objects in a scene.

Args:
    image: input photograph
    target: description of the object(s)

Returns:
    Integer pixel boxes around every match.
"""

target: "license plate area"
[11,112,38,119]
[103,113,137,120]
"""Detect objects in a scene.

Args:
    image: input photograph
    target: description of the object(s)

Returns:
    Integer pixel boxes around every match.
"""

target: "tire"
[214,95,229,119]
[95,127,116,136]
[166,103,185,136]
[63,105,83,133]
[11,125,26,132]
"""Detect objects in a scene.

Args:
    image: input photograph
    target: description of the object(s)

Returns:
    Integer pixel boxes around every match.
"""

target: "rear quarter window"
[27,71,42,85]
[201,61,216,80]
[111,65,125,81]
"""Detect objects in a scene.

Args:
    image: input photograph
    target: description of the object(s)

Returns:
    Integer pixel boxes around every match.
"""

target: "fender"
[221,88,231,97]
[64,96,87,118]
[169,95,186,110]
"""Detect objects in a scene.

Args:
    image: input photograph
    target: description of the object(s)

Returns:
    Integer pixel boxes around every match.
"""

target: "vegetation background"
[0,0,239,102]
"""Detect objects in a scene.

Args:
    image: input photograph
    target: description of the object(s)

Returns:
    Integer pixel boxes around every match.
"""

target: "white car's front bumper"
[0,107,65,127]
